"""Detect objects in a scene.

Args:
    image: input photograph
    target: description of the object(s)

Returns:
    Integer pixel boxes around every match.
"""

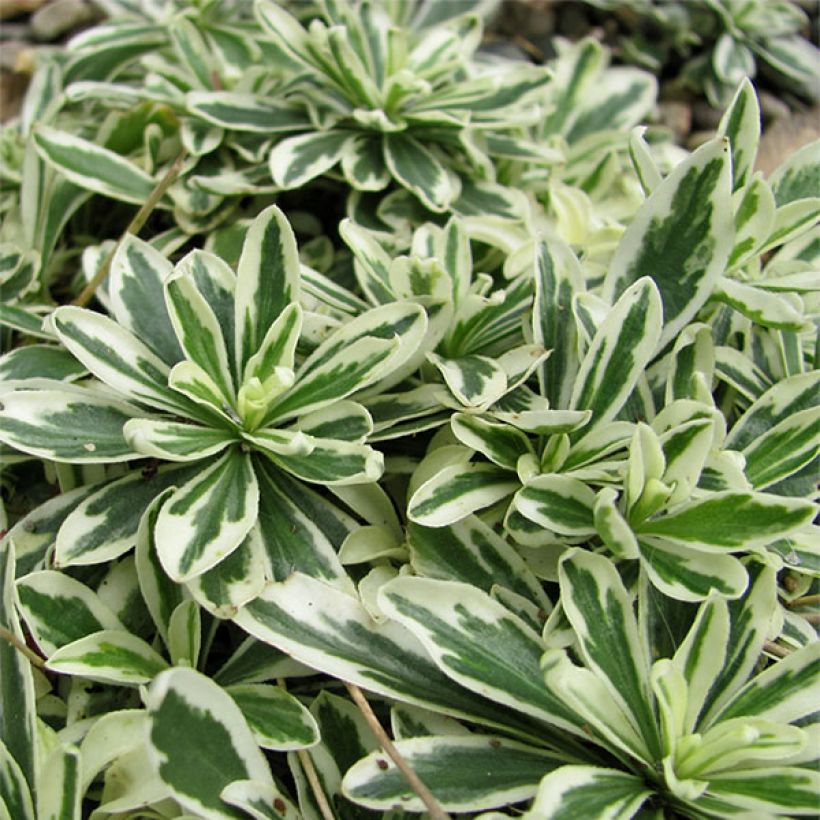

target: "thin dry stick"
[345,682,451,820]
[787,593,820,608]
[72,149,188,308]
[0,624,45,668]
[763,640,792,658]
[278,679,335,820]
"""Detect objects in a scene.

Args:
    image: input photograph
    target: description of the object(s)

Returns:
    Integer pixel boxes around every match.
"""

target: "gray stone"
[30,0,93,41]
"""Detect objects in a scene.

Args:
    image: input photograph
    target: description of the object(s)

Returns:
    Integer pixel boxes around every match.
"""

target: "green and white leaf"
[378,576,584,738]
[0,387,140,463]
[408,461,519,527]
[227,684,319,750]
[343,735,557,812]
[384,133,460,213]
[46,629,169,685]
[522,765,651,820]
[558,549,662,759]
[33,126,157,205]
[145,667,273,820]
[514,475,597,536]
[16,570,124,656]
[603,138,733,348]
[155,448,258,582]
[167,599,201,667]
[635,491,815,551]
[109,234,182,366]
[269,130,354,190]
[124,418,236,462]
[188,91,310,133]
[55,463,201,567]
[570,278,662,433]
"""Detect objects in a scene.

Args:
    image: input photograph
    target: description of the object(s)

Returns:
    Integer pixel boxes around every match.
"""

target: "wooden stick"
[278,679,335,820]
[0,624,45,668]
[345,682,450,820]
[72,149,187,307]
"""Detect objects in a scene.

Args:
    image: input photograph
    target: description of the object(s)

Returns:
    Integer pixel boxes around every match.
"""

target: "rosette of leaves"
[224,0,553,212]
[337,550,819,816]
[0,205,426,607]
[583,0,819,107]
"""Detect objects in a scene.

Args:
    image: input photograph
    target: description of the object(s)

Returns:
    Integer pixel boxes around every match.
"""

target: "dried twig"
[0,624,45,668]
[72,149,187,307]
[278,679,335,820]
[345,681,450,820]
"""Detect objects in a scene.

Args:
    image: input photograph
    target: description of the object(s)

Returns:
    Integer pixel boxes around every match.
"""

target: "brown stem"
[763,640,792,658]
[344,682,450,820]
[72,149,188,308]
[278,679,335,820]
[787,594,820,608]
[0,624,45,668]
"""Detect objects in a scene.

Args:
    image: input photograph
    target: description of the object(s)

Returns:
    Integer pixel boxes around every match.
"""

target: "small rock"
[692,100,723,130]
[758,90,792,124]
[658,100,692,143]
[30,0,93,41]
[0,69,29,122]
[0,0,47,20]
[756,106,820,177]
[0,22,31,40]
[0,40,26,70]
[687,129,716,151]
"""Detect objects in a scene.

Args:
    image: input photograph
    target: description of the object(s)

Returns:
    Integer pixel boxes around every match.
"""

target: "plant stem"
[763,641,792,658]
[278,679,335,820]
[787,593,820,608]
[344,682,450,820]
[72,149,187,308]
[0,624,45,668]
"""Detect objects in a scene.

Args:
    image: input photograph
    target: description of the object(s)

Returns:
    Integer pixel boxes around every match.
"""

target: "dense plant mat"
[0,1,818,818]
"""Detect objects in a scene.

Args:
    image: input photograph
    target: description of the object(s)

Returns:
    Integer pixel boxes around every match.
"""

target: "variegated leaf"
[56,463,201,567]
[78,710,149,794]
[714,641,820,726]
[0,345,85,383]
[0,543,36,801]
[514,475,597,536]
[167,599,201,666]
[155,448,258,582]
[188,91,310,133]
[343,735,557,812]
[769,139,820,206]
[603,138,733,348]
[46,629,169,685]
[384,133,459,213]
[145,667,273,820]
[428,353,507,410]
[165,271,235,403]
[234,572,539,738]
[636,492,815,551]
[451,413,534,470]
[408,461,519,527]
[558,549,662,759]
[717,77,760,192]
[33,126,156,205]
[0,387,140,463]
[378,576,584,739]
[235,205,300,374]
[570,278,662,434]
[16,570,124,657]
[257,458,356,586]
[0,740,34,820]
[52,306,190,415]
[269,131,354,190]
[124,418,236,462]
[408,516,550,608]
[186,525,267,618]
[705,766,820,816]
[220,779,299,820]
[522,765,651,820]
[109,234,182,366]
[227,684,319,750]
[638,538,748,602]
[37,745,81,820]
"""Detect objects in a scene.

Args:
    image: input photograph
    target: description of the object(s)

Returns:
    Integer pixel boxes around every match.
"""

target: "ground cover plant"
[0,0,818,818]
